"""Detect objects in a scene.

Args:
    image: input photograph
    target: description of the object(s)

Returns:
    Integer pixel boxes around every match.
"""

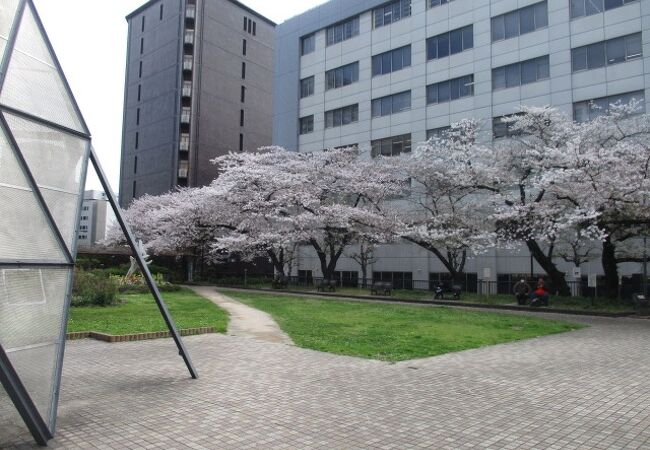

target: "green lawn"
[67,288,228,335]
[223,290,584,362]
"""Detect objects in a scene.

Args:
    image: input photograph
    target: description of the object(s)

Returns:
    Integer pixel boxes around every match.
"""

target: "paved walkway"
[1,309,650,449]
[186,285,293,345]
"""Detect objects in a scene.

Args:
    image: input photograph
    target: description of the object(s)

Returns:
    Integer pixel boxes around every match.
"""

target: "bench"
[317,279,337,292]
[272,276,288,289]
[370,281,392,296]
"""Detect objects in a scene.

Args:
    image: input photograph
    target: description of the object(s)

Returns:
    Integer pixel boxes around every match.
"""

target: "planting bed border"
[66,327,215,343]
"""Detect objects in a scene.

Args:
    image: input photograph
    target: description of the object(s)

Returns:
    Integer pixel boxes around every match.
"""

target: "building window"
[136,108,140,125]
[326,16,360,46]
[573,90,646,122]
[241,86,246,103]
[301,33,315,55]
[491,2,548,42]
[80,216,89,221]
[240,109,244,127]
[372,45,411,76]
[137,84,142,101]
[430,0,454,6]
[247,18,252,33]
[242,39,247,55]
[324,104,359,128]
[80,225,88,231]
[132,180,137,198]
[82,206,89,211]
[373,271,413,290]
[427,74,474,104]
[139,61,143,78]
[135,132,139,149]
[371,91,411,118]
[570,0,638,19]
[180,134,190,151]
[140,38,144,55]
[571,33,642,72]
[299,115,314,134]
[426,25,473,60]
[492,113,526,139]
[300,76,315,98]
[373,0,411,29]
[492,55,550,90]
[426,126,451,140]
[253,22,256,36]
[134,156,138,174]
[160,4,164,20]
[241,62,246,79]
[325,62,359,90]
[239,133,244,152]
[141,15,145,32]
[371,134,411,157]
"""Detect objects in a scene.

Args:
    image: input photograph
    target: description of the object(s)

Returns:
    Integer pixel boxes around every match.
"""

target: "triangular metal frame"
[0,0,197,446]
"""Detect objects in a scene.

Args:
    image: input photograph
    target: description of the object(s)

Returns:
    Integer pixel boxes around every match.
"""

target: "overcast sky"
[33,0,327,193]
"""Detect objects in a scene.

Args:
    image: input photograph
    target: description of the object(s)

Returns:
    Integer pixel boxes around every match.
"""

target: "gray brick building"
[120,0,275,208]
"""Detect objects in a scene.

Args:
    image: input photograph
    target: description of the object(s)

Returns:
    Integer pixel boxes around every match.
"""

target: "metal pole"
[0,344,52,446]
[244,268,248,287]
[89,147,198,379]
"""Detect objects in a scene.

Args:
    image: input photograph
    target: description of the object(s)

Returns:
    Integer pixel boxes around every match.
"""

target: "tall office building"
[274,0,650,285]
[120,0,275,208]
[77,190,109,248]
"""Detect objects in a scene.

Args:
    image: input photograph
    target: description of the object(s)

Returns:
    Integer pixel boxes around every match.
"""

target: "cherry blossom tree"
[391,120,497,283]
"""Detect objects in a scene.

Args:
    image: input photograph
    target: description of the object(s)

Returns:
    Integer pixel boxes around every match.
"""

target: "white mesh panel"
[0,0,19,64]
[0,128,66,262]
[0,5,85,133]
[0,267,70,425]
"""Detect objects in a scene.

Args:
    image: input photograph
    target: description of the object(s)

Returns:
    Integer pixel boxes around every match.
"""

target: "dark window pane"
[374,9,383,27]
[462,26,473,50]
[572,47,588,71]
[520,6,535,34]
[492,67,506,90]
[393,50,403,71]
[450,29,463,54]
[537,56,550,79]
[403,46,411,67]
[437,34,450,58]
[626,33,642,59]
[372,99,381,117]
[450,78,461,100]
[382,53,392,74]
[604,0,623,9]
[382,97,392,116]
[521,60,537,84]
[586,0,604,15]
[570,0,585,17]
[506,63,521,88]
[504,11,519,39]
[427,85,438,104]
[492,16,505,41]
[460,75,473,97]
[372,55,382,76]
[438,81,450,102]
[427,38,437,59]
[535,2,548,28]
[606,37,626,64]
[587,42,606,69]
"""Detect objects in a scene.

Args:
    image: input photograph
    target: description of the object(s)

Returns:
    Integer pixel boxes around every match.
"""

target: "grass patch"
[68,288,228,335]
[223,290,584,362]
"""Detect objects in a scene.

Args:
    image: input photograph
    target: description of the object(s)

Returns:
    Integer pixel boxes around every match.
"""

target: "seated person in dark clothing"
[513,279,531,305]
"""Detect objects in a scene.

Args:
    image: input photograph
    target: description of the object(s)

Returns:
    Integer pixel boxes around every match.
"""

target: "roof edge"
[126,0,276,26]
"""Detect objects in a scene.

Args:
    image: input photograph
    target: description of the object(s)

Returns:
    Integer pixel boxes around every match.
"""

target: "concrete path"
[186,285,293,345]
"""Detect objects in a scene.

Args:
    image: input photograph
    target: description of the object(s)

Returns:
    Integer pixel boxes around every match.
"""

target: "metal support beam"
[89,147,198,379]
[0,344,52,446]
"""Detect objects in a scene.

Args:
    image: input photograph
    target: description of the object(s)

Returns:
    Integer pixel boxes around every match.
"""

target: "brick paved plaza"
[2,311,649,449]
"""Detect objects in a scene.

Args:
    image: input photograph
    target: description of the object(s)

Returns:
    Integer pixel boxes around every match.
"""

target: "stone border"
[219,286,636,318]
[66,327,215,343]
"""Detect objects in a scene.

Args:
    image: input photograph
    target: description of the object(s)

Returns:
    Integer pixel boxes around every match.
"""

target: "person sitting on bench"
[529,279,549,307]
[513,279,531,306]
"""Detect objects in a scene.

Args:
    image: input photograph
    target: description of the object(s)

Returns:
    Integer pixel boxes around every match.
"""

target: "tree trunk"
[526,240,571,296]
[267,250,286,277]
[310,238,347,280]
[361,263,368,288]
[407,238,464,282]
[601,235,619,299]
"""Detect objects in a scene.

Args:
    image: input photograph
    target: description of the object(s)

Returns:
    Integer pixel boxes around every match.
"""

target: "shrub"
[72,269,120,307]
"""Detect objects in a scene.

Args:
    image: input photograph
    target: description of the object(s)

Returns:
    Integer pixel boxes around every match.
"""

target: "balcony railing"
[183,55,193,71]
[178,161,189,179]
[180,108,191,124]
[184,30,194,45]
[180,134,190,151]
[182,82,192,98]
